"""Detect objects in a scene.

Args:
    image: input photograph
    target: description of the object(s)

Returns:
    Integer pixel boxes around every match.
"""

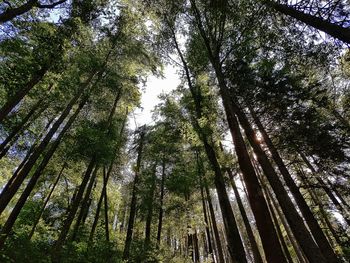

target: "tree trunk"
[249,107,339,263]
[200,183,215,263]
[103,167,110,242]
[232,101,327,263]
[28,162,66,240]
[157,160,166,244]
[172,29,246,262]
[300,152,350,226]
[193,230,200,263]
[0,0,67,23]
[71,165,99,241]
[265,0,350,44]
[205,184,225,263]
[188,4,288,257]
[51,157,96,261]
[0,71,96,215]
[145,164,157,246]
[262,181,295,263]
[227,169,264,263]
[0,117,54,198]
[123,129,145,260]
[0,98,45,157]
[0,66,48,122]
[0,97,87,249]
[297,166,346,248]
[254,161,308,263]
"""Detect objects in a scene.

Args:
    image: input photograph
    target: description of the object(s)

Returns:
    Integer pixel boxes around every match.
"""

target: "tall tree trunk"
[200,184,215,263]
[231,100,327,263]
[28,162,66,239]
[261,181,295,263]
[51,157,96,261]
[265,0,350,44]
[0,0,67,23]
[0,98,45,158]
[89,179,105,242]
[254,161,308,263]
[300,152,350,225]
[157,160,166,245]
[297,166,346,248]
[205,184,225,263]
[0,97,87,249]
[0,117,54,197]
[172,29,246,262]
[227,169,264,263]
[71,165,99,241]
[193,230,200,263]
[0,66,49,122]
[188,3,287,259]
[145,164,157,247]
[0,71,96,215]
[249,107,339,263]
[103,167,110,242]
[123,129,145,260]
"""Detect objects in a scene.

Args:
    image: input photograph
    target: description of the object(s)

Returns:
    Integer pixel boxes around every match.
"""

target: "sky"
[130,65,181,129]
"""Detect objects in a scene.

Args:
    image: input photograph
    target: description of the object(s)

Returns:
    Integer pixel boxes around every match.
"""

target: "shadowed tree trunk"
[145,164,157,247]
[0,66,49,122]
[103,167,110,242]
[265,0,350,44]
[0,0,67,23]
[157,160,166,245]
[205,183,225,263]
[0,96,88,249]
[227,169,264,263]
[231,100,327,263]
[254,160,308,263]
[199,182,215,263]
[28,162,67,240]
[0,71,97,215]
[51,157,97,262]
[249,106,339,263]
[123,128,145,260]
[71,165,99,241]
[300,152,350,226]
[0,98,46,158]
[188,2,288,261]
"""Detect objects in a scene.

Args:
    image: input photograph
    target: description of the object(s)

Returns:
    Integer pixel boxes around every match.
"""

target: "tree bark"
[0,66,48,122]
[300,152,350,226]
[123,128,145,260]
[103,167,110,242]
[0,70,96,215]
[145,164,157,247]
[232,101,327,263]
[156,160,166,245]
[200,183,215,263]
[0,98,45,158]
[189,2,287,261]
[71,165,99,241]
[51,157,96,262]
[205,184,225,263]
[0,96,87,249]
[249,106,339,263]
[28,162,67,239]
[0,0,67,23]
[227,169,264,263]
[265,0,350,44]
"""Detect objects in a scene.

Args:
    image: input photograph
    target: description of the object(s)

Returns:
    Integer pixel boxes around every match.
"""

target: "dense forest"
[0,0,349,262]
